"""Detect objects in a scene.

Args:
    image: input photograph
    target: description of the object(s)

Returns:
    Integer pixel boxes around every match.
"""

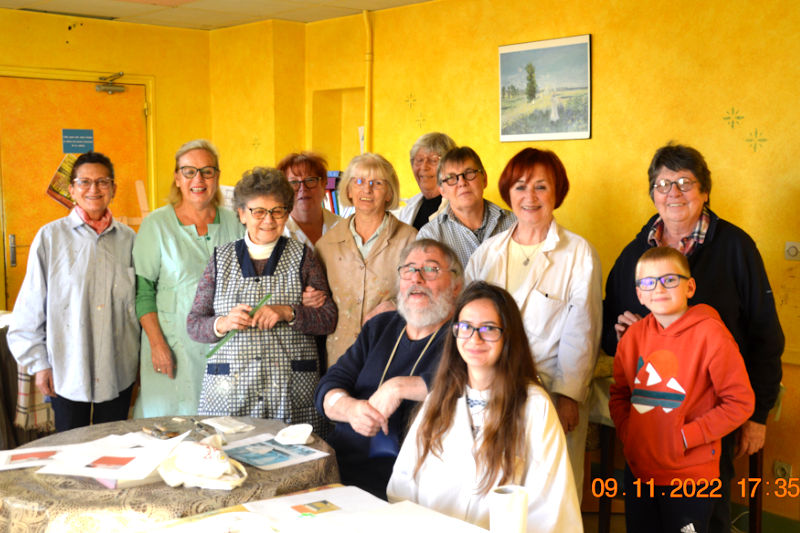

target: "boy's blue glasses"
[635,273,689,291]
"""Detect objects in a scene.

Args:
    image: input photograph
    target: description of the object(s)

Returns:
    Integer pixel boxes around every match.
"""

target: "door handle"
[9,234,15,267]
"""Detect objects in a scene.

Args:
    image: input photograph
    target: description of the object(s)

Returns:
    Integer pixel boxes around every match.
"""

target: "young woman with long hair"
[387,281,581,531]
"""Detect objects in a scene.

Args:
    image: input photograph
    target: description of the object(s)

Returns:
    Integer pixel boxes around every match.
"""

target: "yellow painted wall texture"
[210,19,306,184]
[0,9,211,205]
[210,20,276,185]
[2,0,799,521]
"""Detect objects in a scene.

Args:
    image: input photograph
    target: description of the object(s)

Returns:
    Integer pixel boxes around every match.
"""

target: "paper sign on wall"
[62,129,93,153]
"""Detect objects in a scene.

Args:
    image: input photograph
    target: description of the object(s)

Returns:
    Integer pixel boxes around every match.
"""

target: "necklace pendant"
[523,258,530,266]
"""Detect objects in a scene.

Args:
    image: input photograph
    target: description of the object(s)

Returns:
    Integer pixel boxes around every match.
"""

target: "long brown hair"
[414,281,540,494]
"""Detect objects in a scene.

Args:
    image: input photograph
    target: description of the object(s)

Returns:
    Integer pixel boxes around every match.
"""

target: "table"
[0,417,339,533]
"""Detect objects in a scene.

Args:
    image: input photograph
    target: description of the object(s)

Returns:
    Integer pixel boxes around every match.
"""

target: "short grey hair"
[168,139,223,208]
[409,132,457,163]
[337,153,401,211]
[233,167,294,212]
[397,239,464,287]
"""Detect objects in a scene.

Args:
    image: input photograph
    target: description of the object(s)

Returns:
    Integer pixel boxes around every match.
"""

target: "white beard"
[397,284,455,330]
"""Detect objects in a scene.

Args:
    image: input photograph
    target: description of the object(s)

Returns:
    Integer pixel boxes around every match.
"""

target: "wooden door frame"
[0,66,156,308]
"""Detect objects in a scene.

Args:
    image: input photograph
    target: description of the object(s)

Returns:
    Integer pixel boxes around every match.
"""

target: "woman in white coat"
[387,282,580,532]
[464,148,602,496]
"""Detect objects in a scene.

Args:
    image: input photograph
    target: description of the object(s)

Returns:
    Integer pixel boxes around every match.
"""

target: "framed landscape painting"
[499,34,591,141]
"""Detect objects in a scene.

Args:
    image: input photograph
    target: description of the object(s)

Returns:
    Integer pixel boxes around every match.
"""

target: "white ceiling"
[0,0,431,29]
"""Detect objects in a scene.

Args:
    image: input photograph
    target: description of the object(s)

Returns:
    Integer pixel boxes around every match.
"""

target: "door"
[0,77,147,309]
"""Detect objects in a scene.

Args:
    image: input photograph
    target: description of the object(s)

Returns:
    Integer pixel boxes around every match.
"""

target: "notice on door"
[62,129,94,153]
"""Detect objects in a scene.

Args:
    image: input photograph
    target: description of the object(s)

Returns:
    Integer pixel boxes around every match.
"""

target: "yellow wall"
[210,19,305,183]
[0,8,212,205]
[2,0,799,520]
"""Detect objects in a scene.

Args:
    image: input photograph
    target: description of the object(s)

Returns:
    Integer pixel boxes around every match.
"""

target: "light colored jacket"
[282,208,342,247]
[392,193,448,227]
[8,210,139,403]
[315,213,417,366]
[465,220,602,402]
[388,385,581,532]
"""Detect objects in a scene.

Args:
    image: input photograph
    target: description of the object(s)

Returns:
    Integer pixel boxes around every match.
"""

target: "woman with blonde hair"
[388,282,580,531]
[133,139,242,417]
[315,153,416,367]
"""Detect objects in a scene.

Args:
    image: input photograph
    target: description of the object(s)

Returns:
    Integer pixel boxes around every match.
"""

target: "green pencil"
[205,293,272,359]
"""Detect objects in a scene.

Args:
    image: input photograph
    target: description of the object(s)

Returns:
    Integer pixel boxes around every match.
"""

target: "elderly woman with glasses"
[602,143,784,533]
[8,151,139,431]
[316,153,417,368]
[132,139,243,418]
[187,167,336,431]
[464,148,602,496]
[277,151,342,247]
[394,132,456,230]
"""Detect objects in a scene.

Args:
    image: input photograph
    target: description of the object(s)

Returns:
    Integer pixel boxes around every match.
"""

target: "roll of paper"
[490,484,528,533]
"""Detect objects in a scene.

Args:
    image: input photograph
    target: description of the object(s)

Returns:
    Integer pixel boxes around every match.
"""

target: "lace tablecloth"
[0,417,339,532]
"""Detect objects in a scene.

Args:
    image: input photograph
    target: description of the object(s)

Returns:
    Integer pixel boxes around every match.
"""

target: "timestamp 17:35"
[592,477,800,499]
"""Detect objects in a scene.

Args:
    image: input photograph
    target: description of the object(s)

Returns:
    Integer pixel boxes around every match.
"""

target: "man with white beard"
[314,239,463,499]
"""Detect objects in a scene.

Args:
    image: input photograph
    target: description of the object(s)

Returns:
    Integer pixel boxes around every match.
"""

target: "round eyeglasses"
[635,273,689,291]
[247,206,289,220]
[288,177,322,190]
[72,178,114,190]
[179,166,219,180]
[653,177,696,195]
[452,322,503,342]
[441,168,482,187]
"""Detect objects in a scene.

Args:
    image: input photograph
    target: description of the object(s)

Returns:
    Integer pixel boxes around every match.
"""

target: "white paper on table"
[0,443,81,471]
[222,432,328,471]
[243,485,387,527]
[201,416,255,434]
[35,430,190,480]
[285,499,488,533]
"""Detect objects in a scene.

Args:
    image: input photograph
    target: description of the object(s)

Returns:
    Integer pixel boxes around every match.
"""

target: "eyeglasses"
[397,264,452,281]
[441,168,482,187]
[452,321,503,342]
[352,177,386,189]
[412,155,441,167]
[635,273,690,291]
[179,166,219,180]
[653,177,696,195]
[247,206,289,220]
[288,177,322,190]
[72,178,114,190]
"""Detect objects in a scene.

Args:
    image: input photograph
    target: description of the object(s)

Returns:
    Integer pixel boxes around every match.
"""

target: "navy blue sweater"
[314,311,446,498]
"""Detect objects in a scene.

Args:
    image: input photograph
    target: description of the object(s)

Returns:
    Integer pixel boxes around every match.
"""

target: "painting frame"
[499,34,591,142]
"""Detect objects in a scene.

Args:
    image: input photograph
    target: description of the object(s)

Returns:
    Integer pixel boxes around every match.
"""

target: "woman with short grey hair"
[187,167,336,433]
[395,132,456,230]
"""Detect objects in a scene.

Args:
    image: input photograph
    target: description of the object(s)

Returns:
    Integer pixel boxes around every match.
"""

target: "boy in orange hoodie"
[609,246,754,533]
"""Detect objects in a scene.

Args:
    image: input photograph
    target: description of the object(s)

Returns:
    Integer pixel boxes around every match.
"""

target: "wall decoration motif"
[499,34,591,142]
[745,128,767,152]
